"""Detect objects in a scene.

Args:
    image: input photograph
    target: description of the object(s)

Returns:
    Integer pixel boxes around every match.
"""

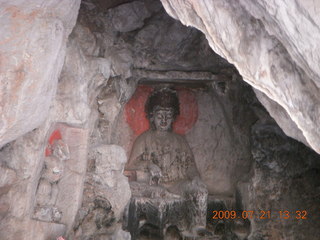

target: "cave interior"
[0,0,319,240]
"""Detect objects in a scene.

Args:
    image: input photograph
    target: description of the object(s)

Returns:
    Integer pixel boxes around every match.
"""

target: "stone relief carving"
[124,87,211,239]
[33,139,70,223]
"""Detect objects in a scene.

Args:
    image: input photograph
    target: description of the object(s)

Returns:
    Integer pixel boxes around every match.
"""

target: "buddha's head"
[145,88,180,132]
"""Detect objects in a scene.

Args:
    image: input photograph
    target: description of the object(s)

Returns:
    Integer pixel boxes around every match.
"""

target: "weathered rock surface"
[51,24,113,126]
[0,122,89,240]
[110,1,151,32]
[187,80,256,196]
[160,0,320,154]
[0,0,81,148]
[244,120,320,239]
[72,144,131,240]
[0,4,108,238]
[254,89,309,147]
[0,122,58,240]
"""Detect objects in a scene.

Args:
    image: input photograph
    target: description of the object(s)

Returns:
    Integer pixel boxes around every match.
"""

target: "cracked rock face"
[72,145,131,240]
[160,0,320,154]
[247,121,320,239]
[0,0,81,148]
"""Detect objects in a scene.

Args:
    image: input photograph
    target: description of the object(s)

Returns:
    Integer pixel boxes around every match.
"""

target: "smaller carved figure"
[33,139,70,223]
[147,163,162,185]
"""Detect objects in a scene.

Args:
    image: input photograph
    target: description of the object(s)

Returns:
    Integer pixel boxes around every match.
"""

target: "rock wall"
[186,80,256,196]
[0,1,88,239]
[0,0,81,148]
[244,120,320,239]
[0,0,111,238]
[72,145,131,240]
[160,0,320,154]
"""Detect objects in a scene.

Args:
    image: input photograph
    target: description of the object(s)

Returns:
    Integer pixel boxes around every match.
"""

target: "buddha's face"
[152,106,174,132]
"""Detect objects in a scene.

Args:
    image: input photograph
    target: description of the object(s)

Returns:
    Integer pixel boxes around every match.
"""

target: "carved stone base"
[124,182,211,240]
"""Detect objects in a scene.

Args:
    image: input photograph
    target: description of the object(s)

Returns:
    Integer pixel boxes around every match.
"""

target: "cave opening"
[0,0,319,240]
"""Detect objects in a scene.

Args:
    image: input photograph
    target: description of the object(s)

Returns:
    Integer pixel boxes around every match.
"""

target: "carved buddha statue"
[124,88,210,238]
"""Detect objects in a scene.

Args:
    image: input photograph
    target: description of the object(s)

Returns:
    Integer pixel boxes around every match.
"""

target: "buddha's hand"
[148,163,162,185]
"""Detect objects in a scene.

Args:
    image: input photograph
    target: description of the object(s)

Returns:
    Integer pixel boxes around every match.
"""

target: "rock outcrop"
[160,0,320,153]
[246,120,320,239]
[0,0,81,148]
[72,145,131,240]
